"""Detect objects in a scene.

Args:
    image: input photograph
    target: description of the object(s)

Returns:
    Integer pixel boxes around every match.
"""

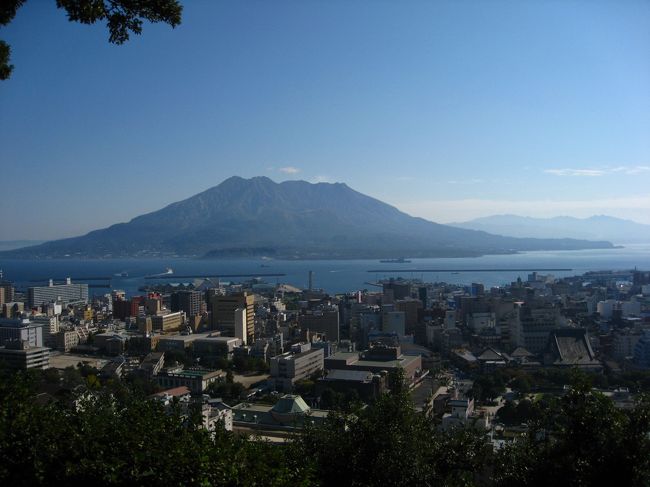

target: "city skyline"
[1,1,649,239]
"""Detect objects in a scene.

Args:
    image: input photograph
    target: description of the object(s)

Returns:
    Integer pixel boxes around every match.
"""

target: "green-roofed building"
[231,394,329,437]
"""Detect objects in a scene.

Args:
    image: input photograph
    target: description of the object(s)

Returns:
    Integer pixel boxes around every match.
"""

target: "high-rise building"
[210,292,255,342]
[234,307,247,345]
[0,280,14,305]
[171,290,203,317]
[298,305,340,342]
[28,278,88,308]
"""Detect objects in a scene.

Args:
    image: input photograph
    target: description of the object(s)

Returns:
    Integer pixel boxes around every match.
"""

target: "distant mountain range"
[0,240,46,252]
[451,215,650,244]
[0,177,615,259]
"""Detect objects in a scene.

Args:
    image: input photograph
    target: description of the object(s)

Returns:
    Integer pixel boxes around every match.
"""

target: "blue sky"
[1,0,649,240]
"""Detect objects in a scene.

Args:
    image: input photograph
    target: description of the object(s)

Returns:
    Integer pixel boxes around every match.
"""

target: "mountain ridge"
[0,177,616,259]
[451,214,650,243]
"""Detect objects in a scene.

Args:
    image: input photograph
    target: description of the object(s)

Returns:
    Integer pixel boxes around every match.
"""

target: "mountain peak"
[0,179,617,259]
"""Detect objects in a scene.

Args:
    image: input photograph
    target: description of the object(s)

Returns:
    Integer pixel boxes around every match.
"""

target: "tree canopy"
[1,366,649,486]
[0,0,182,80]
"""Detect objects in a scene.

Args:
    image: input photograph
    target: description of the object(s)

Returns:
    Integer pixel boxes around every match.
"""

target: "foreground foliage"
[0,368,648,486]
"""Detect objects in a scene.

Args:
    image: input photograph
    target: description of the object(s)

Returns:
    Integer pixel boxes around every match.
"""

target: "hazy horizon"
[1,1,649,239]
[0,176,648,242]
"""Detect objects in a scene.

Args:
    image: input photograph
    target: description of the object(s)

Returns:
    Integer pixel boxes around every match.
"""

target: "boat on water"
[145,267,174,278]
[379,258,411,263]
[114,271,129,277]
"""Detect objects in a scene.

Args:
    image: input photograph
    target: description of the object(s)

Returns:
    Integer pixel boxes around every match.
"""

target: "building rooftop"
[271,395,311,414]
[322,369,375,382]
[151,386,191,398]
[326,351,420,369]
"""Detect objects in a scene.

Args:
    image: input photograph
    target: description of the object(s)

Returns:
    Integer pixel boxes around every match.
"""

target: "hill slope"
[1,177,615,259]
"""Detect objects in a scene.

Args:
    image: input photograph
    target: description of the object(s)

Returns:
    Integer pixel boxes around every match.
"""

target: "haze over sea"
[2,245,649,297]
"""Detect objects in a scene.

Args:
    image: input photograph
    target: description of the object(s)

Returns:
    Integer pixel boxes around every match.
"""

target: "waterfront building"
[28,278,88,308]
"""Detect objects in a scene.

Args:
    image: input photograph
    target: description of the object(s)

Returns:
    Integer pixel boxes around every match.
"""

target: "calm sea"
[2,244,649,297]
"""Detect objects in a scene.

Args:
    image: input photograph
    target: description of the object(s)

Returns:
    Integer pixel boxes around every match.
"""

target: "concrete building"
[2,302,24,319]
[0,281,15,305]
[30,315,59,347]
[514,304,564,353]
[441,397,489,431]
[395,299,422,330]
[234,307,247,345]
[193,336,242,359]
[55,330,80,352]
[0,318,44,348]
[151,311,185,332]
[156,369,224,394]
[210,292,255,342]
[382,310,406,336]
[382,280,411,301]
[157,334,202,353]
[467,312,496,333]
[316,369,387,403]
[270,343,325,392]
[324,344,422,386]
[171,290,203,318]
[613,331,643,360]
[0,340,50,370]
[634,331,650,369]
[298,306,340,342]
[28,278,88,308]
[138,352,165,378]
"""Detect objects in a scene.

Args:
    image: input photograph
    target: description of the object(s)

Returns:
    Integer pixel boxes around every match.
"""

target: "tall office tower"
[234,307,247,345]
[210,292,255,342]
[171,290,203,317]
[418,286,427,308]
[0,280,14,305]
[28,278,88,308]
[382,279,411,301]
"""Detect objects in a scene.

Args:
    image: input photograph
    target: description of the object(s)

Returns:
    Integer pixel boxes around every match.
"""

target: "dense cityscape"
[2,0,649,485]
[1,267,650,484]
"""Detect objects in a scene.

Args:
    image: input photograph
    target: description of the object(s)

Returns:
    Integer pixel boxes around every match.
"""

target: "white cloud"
[544,168,605,177]
[278,166,301,174]
[544,166,650,177]
[393,194,650,225]
[311,175,332,183]
[446,178,484,184]
[610,165,650,175]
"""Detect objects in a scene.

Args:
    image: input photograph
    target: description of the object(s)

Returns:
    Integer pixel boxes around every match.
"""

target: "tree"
[1,0,182,80]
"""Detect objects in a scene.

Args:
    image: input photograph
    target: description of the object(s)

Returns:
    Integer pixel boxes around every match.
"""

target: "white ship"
[145,267,174,278]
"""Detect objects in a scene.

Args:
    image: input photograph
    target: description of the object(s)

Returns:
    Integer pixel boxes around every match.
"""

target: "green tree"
[1,0,182,80]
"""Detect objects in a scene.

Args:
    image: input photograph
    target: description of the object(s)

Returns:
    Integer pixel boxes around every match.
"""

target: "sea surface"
[1,244,649,298]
